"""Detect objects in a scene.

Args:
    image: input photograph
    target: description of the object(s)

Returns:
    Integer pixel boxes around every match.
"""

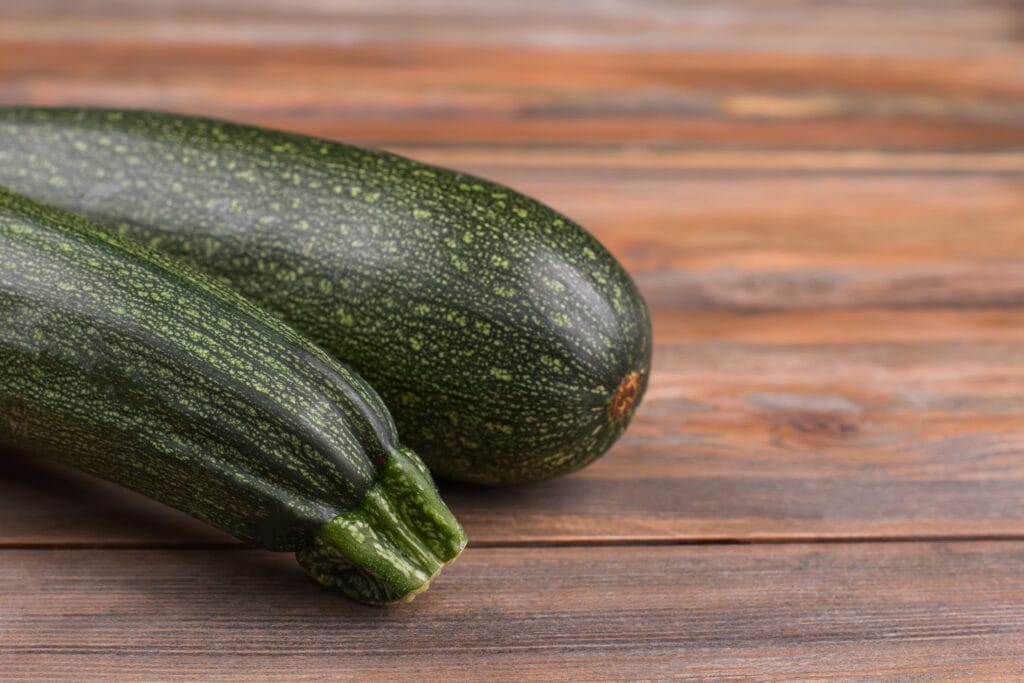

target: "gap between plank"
[5,534,1024,551]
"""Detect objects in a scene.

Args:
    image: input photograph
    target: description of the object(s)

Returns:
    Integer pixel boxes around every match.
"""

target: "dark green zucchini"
[0,107,652,484]
[0,185,465,604]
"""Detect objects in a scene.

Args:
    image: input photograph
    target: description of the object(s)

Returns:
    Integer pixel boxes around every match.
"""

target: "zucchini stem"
[296,447,466,604]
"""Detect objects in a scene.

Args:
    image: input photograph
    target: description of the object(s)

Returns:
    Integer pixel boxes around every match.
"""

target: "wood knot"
[609,371,642,422]
[773,412,860,448]
[789,413,858,437]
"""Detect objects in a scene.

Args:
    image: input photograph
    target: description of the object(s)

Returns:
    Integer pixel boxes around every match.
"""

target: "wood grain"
[3,542,1024,680]
[4,54,1022,150]
[2,0,1024,679]
[2,1,1024,150]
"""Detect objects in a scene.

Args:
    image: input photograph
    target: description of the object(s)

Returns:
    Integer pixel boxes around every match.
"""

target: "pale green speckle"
[446,311,467,327]
[486,422,514,435]
[337,307,355,326]
[450,254,468,272]
[544,277,565,292]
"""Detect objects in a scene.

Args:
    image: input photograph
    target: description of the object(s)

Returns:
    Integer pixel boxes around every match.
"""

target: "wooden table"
[3,1,1024,679]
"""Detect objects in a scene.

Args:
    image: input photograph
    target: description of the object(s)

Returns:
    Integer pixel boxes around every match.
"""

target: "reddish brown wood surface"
[2,0,1024,678]
[3,543,1024,680]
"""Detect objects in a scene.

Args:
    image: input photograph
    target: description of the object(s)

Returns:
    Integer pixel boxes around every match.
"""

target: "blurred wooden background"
[2,1,1024,679]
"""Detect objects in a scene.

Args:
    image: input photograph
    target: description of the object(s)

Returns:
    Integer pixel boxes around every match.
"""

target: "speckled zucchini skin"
[0,107,652,484]
[0,186,465,604]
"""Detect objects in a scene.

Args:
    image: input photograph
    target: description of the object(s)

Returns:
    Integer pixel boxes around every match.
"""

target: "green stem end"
[295,446,467,605]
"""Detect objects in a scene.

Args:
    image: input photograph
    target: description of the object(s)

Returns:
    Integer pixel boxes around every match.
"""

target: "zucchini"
[0,185,465,604]
[0,108,652,484]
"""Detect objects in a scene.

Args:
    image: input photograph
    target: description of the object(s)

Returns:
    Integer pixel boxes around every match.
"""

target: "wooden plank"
[3,307,1023,546]
[2,542,1023,680]
[1,1,1022,150]
[2,41,1021,150]
[4,0,1022,60]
